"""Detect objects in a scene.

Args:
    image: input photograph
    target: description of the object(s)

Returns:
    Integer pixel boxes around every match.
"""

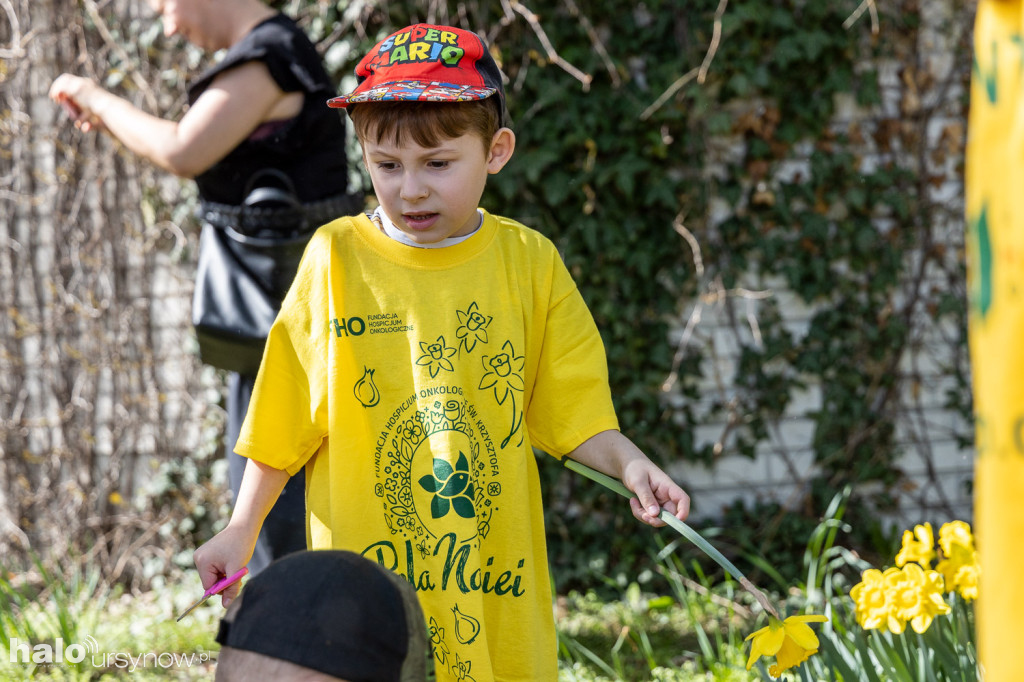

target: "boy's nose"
[400,174,428,201]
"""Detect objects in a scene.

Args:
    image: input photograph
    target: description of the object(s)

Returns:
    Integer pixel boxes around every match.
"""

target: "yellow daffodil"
[851,568,898,631]
[745,614,828,677]
[953,560,980,601]
[885,562,951,634]
[894,522,936,568]
[935,521,980,600]
[938,520,975,558]
[937,549,980,601]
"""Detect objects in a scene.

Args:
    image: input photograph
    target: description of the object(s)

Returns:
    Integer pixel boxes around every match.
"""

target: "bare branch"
[0,0,26,59]
[82,0,159,112]
[562,0,621,87]
[641,0,726,120]
[640,68,699,121]
[843,0,879,35]
[504,0,593,91]
[661,213,772,393]
[698,0,728,84]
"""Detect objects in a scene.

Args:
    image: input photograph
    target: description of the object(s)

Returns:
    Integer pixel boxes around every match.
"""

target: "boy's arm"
[566,430,690,528]
[193,459,291,606]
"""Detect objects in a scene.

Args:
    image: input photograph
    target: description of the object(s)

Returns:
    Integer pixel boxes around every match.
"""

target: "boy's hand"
[193,458,292,606]
[567,429,691,528]
[621,457,690,527]
[193,523,258,607]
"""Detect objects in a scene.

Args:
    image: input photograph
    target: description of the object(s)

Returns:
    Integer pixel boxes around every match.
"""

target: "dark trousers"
[226,372,307,575]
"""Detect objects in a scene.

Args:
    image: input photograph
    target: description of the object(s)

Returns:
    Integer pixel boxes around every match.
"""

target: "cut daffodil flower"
[561,458,779,615]
[562,459,831,677]
[745,614,829,677]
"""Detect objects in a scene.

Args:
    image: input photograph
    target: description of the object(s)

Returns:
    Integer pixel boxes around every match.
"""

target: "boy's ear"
[486,128,516,174]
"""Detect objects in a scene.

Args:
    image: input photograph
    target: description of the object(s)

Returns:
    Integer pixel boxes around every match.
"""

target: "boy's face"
[362,129,514,245]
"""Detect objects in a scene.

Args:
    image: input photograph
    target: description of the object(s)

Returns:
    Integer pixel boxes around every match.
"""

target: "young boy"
[194,23,691,681]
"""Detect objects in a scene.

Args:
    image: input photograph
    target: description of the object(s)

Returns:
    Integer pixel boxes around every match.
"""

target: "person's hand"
[49,74,104,133]
[567,430,692,528]
[620,457,691,528]
[192,523,258,607]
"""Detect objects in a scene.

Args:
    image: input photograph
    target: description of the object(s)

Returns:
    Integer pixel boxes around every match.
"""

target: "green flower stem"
[563,457,780,619]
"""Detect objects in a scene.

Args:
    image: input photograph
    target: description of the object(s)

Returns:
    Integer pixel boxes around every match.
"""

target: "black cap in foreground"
[216,550,430,681]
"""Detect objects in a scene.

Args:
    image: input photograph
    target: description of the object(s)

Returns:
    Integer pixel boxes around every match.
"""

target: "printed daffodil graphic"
[428,617,450,666]
[453,653,475,682]
[745,614,828,678]
[419,452,476,519]
[479,340,525,448]
[416,335,457,378]
[455,302,492,353]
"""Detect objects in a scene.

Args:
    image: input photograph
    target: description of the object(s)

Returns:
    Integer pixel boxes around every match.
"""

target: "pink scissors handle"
[204,567,248,598]
[176,567,249,622]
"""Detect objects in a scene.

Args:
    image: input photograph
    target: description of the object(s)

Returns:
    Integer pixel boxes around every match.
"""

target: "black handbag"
[191,170,323,375]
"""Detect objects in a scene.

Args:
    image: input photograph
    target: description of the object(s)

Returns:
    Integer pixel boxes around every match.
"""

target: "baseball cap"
[215,550,431,682]
[327,24,506,123]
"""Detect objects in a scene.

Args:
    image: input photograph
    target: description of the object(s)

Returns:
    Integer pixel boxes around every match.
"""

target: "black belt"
[197,193,363,236]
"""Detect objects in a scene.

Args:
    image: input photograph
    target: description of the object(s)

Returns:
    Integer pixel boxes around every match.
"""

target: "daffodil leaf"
[817,633,862,682]
[850,631,882,682]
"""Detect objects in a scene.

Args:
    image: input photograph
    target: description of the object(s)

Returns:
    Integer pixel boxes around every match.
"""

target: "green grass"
[0,559,219,681]
[1,491,978,682]
[555,543,763,681]
[0,551,761,681]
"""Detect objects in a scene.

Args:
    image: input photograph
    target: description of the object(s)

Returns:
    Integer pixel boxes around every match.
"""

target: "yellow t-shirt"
[236,210,619,681]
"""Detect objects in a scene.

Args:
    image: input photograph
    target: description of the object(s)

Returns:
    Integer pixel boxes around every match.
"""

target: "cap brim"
[328,81,498,109]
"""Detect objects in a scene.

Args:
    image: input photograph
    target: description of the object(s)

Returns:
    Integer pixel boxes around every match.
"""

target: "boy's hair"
[349,99,500,151]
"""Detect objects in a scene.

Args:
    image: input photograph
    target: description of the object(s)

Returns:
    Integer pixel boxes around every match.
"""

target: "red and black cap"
[328,24,506,123]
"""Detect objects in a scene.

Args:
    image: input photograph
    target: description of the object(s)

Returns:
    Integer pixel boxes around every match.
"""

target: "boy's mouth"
[403,212,439,230]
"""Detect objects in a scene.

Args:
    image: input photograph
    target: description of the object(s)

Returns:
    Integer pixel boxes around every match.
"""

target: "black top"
[188,14,349,205]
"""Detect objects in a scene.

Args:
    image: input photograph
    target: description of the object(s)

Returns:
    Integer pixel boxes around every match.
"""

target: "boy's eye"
[427,160,450,169]
[376,162,399,171]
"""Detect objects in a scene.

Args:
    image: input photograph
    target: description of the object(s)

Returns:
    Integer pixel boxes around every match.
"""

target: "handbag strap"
[197,168,363,236]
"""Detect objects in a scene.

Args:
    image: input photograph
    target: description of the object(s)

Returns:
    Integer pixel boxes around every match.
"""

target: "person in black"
[49,0,358,574]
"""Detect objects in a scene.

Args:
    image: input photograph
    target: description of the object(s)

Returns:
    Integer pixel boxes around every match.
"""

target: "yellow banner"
[967,2,1024,676]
